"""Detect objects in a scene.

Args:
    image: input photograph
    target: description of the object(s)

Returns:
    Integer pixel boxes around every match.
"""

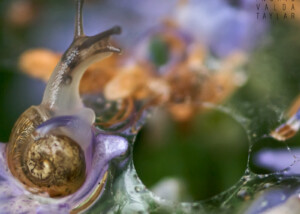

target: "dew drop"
[237,188,251,201]
[260,200,268,208]
[135,186,142,192]
[263,183,272,189]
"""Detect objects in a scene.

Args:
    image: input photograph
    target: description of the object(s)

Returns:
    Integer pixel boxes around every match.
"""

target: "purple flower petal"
[68,134,128,207]
[255,148,300,175]
[176,0,267,58]
[245,188,294,214]
[0,125,128,212]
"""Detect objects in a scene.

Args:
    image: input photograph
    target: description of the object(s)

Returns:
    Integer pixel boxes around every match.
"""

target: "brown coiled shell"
[6,106,86,197]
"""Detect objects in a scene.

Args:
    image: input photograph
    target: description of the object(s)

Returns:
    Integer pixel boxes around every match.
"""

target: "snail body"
[4,0,122,199]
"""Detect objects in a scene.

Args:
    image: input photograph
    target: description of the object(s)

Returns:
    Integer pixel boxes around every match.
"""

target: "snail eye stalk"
[75,0,84,38]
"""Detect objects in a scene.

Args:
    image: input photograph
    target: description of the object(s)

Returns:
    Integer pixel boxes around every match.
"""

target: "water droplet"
[135,186,142,192]
[263,183,272,189]
[260,201,268,208]
[237,188,251,200]
[192,203,200,210]
[242,175,251,184]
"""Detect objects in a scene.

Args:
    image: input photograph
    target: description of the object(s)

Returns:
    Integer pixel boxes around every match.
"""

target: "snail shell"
[6,106,86,197]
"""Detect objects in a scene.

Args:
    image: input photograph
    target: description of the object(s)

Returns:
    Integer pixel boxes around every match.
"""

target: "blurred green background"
[1,0,300,202]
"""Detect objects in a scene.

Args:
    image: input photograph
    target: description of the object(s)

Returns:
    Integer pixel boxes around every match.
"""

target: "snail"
[0,0,128,213]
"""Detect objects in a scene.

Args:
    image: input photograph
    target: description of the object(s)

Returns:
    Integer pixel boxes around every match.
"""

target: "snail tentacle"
[74,0,84,38]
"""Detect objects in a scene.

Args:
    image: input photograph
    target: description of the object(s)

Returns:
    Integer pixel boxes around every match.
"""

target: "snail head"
[42,0,121,115]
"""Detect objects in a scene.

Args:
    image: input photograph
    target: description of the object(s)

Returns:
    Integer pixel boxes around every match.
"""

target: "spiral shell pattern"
[6,106,86,197]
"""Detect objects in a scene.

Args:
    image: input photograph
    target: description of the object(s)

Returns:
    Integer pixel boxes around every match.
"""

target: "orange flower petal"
[19,49,60,82]
[104,64,149,100]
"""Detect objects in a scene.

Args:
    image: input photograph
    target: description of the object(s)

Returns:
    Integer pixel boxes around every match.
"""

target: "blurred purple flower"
[32,0,267,58]
[245,188,298,214]
[175,0,267,58]
[255,148,300,175]
[32,0,177,51]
